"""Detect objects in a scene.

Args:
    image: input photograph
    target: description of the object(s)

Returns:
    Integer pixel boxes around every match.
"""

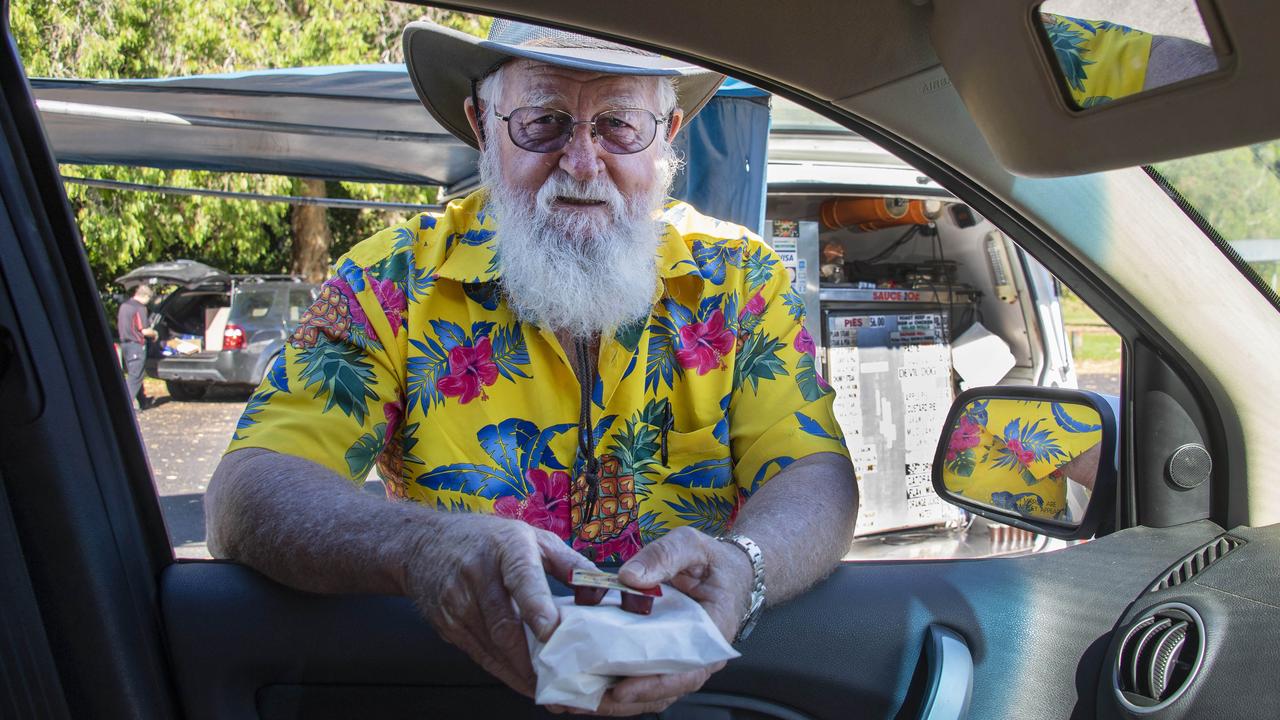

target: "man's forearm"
[731,452,858,605]
[206,447,440,596]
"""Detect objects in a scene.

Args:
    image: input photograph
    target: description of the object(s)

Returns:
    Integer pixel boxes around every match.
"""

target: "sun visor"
[930,0,1280,177]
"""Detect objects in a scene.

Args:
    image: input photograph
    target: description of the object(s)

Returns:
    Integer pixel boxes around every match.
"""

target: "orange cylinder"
[820,197,941,231]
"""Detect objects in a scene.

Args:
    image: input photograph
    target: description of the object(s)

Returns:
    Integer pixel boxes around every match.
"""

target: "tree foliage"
[1154,141,1280,291]
[10,0,488,293]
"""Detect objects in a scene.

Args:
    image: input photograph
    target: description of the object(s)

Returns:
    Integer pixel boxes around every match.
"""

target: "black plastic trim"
[1112,602,1206,714]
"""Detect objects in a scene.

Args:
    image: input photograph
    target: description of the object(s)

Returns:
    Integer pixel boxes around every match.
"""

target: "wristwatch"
[719,533,766,643]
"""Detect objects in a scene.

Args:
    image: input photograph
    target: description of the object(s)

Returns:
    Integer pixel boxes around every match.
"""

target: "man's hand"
[565,526,752,716]
[401,514,594,699]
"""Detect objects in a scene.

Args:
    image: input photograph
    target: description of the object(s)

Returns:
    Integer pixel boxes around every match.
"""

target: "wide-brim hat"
[403,18,726,150]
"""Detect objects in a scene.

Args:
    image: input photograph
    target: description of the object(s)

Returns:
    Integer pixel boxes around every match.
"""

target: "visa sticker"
[569,568,662,597]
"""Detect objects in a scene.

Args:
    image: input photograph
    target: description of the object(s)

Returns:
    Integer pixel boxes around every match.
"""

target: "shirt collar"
[435,191,501,284]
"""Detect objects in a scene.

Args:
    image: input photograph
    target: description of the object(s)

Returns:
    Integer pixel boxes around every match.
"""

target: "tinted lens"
[508,107,573,152]
[594,109,657,154]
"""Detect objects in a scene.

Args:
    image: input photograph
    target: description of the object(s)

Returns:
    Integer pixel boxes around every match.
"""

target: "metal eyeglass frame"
[492,106,669,154]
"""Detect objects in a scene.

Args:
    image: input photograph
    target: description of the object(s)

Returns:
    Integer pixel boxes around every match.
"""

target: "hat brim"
[403,21,725,150]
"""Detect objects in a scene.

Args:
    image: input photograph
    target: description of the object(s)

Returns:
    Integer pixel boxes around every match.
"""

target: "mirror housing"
[931,386,1118,540]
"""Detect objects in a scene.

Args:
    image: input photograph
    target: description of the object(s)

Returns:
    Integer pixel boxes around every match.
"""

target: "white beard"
[479,142,677,340]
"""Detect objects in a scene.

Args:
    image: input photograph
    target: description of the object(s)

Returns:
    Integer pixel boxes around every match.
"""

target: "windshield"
[1150,142,1280,305]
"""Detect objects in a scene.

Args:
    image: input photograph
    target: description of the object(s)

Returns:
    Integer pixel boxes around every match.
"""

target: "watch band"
[719,533,766,643]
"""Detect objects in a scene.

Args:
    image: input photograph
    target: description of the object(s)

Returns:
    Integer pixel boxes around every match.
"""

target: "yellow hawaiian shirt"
[940,399,1102,521]
[1041,14,1153,108]
[226,190,848,563]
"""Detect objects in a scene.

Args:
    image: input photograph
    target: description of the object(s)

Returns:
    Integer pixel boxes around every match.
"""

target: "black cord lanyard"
[572,337,600,529]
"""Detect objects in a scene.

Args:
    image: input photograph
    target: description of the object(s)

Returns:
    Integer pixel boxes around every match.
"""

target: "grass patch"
[1059,291,1108,327]
[1074,332,1121,362]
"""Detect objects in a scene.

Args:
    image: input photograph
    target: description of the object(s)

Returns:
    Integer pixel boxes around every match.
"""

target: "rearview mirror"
[932,386,1117,539]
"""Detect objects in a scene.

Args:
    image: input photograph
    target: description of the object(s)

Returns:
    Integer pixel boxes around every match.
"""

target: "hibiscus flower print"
[494,468,572,539]
[675,309,735,375]
[369,276,408,336]
[946,413,983,461]
[436,336,499,404]
[382,399,403,445]
[794,326,817,356]
[738,292,766,322]
[1004,439,1036,467]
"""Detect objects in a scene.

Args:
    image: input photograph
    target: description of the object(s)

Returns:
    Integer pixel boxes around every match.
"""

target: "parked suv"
[115,260,318,400]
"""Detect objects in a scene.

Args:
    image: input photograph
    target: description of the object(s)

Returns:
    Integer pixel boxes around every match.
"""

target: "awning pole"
[61,175,444,212]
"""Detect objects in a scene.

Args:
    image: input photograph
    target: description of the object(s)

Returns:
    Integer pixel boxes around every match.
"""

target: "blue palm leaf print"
[415,463,525,499]
[665,458,733,489]
[1044,17,1095,92]
[782,289,806,322]
[645,316,683,394]
[691,239,743,285]
[406,336,449,414]
[266,353,289,393]
[795,412,838,440]
[233,389,276,441]
[431,319,469,352]
[490,323,531,381]
[335,258,366,291]
[665,494,735,534]
[743,245,776,290]
[405,265,437,303]
[477,418,539,488]
[637,511,670,544]
[391,226,416,252]
[1051,403,1102,433]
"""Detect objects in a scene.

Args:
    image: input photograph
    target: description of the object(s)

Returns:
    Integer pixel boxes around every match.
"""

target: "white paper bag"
[525,585,740,711]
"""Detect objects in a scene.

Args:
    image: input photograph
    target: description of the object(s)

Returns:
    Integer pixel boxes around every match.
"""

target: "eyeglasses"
[493,106,668,155]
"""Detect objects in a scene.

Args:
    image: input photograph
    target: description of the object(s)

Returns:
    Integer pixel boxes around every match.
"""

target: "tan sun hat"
[403,18,726,150]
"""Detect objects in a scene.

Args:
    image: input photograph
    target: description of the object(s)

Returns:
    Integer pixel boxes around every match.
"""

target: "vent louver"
[1148,535,1243,593]
[1114,604,1204,712]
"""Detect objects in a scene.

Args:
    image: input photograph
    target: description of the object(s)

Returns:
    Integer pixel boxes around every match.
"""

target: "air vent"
[1114,603,1205,712]
[1147,535,1243,593]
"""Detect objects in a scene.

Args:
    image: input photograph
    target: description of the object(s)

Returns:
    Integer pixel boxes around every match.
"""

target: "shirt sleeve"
[729,242,850,496]
[224,257,405,486]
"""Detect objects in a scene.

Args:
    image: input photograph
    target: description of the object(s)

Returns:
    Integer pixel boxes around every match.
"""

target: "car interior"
[2,1,1280,719]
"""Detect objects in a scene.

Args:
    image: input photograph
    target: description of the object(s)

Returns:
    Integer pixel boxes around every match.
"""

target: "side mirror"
[932,386,1118,540]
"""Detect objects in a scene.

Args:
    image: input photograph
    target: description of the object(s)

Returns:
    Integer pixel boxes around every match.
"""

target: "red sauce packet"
[569,568,662,597]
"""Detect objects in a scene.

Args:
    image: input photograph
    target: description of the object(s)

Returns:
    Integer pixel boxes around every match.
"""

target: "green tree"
[1154,140,1280,292]
[10,0,488,293]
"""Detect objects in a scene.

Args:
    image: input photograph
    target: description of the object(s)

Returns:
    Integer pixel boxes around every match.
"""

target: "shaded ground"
[137,381,248,558]
[139,380,382,558]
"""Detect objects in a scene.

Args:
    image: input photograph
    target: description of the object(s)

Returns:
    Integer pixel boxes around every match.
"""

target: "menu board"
[825,311,962,536]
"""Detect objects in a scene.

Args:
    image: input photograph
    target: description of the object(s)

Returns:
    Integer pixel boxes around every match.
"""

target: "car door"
[4,2,1278,720]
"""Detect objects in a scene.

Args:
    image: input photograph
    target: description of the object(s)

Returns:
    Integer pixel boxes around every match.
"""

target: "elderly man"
[208,18,856,716]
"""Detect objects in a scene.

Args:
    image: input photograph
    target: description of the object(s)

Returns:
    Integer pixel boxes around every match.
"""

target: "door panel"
[161,521,1221,719]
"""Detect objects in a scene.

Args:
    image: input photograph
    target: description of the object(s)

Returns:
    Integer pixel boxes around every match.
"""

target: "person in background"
[117,284,157,411]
